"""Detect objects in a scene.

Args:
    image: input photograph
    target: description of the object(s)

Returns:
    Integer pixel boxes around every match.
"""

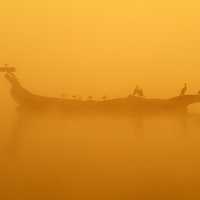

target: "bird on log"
[2,71,200,117]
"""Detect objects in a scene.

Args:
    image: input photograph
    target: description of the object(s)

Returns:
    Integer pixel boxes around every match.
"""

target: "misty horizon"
[1,0,200,199]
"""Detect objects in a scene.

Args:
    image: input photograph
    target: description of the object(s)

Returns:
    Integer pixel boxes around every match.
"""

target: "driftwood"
[4,72,200,117]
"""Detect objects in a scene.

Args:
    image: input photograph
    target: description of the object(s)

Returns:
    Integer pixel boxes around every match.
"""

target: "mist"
[1,0,200,199]
[1,90,200,200]
[1,0,200,98]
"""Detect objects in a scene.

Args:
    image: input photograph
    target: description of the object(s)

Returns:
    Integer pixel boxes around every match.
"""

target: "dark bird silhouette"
[133,85,139,96]
[180,83,187,96]
[133,85,144,97]
[4,72,200,119]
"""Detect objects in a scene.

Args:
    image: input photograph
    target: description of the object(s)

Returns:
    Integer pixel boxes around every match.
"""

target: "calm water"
[0,114,200,200]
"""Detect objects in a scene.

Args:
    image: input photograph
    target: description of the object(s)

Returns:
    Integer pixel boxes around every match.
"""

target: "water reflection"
[1,113,200,200]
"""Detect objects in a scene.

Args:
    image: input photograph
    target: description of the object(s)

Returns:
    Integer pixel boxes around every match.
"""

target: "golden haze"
[0,1,200,200]
[0,0,200,98]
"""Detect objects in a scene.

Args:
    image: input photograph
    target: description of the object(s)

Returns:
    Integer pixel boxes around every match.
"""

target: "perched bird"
[133,85,144,97]
[133,85,139,96]
[180,83,187,96]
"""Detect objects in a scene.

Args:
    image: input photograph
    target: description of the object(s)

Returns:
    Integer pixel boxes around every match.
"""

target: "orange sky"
[0,0,200,98]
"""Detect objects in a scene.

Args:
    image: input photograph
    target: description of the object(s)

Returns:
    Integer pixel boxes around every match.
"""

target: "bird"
[133,85,144,97]
[133,85,139,96]
[180,83,187,96]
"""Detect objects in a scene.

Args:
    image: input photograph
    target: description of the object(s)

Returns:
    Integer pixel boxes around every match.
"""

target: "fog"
[1,93,200,199]
[1,0,200,98]
[1,0,200,199]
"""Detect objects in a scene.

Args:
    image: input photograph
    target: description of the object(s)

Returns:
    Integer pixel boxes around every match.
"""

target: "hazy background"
[1,1,200,200]
[0,0,200,98]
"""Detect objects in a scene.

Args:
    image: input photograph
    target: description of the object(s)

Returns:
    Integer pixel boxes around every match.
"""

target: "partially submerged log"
[4,73,200,117]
